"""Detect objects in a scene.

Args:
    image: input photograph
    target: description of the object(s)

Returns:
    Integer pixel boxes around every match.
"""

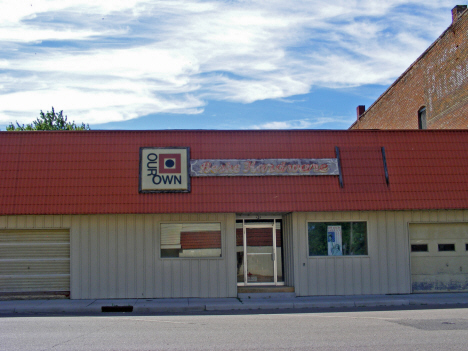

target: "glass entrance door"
[236,219,283,286]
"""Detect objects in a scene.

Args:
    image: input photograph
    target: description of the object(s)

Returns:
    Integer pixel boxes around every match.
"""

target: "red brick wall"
[351,9,468,130]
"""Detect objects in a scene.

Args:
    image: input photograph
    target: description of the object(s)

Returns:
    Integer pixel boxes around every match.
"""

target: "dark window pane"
[466,243,468,251]
[418,107,427,129]
[350,222,368,255]
[308,222,328,256]
[161,249,180,258]
[411,244,428,252]
[308,222,368,256]
[438,244,455,251]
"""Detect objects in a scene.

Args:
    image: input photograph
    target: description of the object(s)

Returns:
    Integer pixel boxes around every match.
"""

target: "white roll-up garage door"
[0,230,70,294]
[410,223,468,293]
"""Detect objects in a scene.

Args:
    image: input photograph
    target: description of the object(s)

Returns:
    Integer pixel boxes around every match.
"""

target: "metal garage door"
[0,230,70,295]
[410,223,468,293]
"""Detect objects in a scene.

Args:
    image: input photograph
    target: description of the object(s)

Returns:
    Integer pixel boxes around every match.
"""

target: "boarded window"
[161,223,221,258]
[308,222,368,256]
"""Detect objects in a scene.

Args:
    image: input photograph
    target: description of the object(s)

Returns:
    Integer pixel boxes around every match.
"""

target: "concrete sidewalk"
[0,293,467,314]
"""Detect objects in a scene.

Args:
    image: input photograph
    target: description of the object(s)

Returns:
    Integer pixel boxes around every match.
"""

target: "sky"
[0,1,460,130]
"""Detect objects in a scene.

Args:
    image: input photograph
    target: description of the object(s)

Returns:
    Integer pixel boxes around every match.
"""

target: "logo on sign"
[159,154,181,174]
[139,148,190,193]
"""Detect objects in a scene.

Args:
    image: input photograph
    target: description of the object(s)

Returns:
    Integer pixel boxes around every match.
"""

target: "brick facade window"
[418,107,427,129]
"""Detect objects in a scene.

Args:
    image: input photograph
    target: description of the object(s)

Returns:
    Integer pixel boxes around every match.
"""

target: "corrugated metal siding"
[282,213,294,287]
[2,210,468,298]
[0,214,236,299]
[292,211,468,296]
[0,229,70,293]
[2,130,468,215]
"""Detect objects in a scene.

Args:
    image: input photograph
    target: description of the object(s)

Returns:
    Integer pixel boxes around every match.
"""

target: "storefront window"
[308,222,368,256]
[161,223,221,258]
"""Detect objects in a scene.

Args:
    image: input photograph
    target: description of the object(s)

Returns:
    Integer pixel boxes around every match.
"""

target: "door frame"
[237,217,284,286]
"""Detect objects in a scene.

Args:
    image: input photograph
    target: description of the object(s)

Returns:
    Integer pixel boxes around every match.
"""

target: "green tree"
[6,107,90,131]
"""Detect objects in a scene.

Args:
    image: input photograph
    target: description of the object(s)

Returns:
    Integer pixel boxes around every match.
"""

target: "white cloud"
[251,120,312,129]
[250,117,349,129]
[0,0,456,125]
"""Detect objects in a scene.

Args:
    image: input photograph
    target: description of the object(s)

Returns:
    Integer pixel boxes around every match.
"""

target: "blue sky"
[0,1,459,130]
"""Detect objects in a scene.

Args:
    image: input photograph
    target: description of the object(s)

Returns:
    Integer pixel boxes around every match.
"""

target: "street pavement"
[0,292,467,314]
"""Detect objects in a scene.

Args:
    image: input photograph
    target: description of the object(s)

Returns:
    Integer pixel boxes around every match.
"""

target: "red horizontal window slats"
[236,228,282,247]
[180,231,221,249]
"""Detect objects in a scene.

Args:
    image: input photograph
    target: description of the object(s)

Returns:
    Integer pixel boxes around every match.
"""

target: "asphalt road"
[1,307,468,350]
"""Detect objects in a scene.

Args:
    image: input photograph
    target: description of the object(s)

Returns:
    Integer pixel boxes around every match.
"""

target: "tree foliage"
[6,107,90,131]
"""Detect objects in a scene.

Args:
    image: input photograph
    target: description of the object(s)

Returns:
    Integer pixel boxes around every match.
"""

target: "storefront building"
[1,130,468,298]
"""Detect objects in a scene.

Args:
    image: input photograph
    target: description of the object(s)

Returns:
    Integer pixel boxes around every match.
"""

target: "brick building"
[350,5,468,130]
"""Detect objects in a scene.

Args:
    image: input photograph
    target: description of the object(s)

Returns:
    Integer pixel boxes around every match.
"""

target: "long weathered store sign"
[190,159,339,176]
[140,147,340,193]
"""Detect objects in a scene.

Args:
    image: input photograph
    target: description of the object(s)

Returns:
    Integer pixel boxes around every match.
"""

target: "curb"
[408,300,468,306]
[294,301,355,309]
[226,302,295,310]
[2,296,468,314]
[205,304,243,311]
[0,307,15,313]
[354,299,410,307]
[133,306,205,313]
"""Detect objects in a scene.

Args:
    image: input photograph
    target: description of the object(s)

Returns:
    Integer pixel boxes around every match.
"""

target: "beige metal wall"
[0,214,237,299]
[292,210,468,296]
[3,210,468,298]
[282,213,295,287]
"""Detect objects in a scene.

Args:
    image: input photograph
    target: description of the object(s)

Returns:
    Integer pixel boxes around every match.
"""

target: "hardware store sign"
[190,159,339,176]
[140,147,339,193]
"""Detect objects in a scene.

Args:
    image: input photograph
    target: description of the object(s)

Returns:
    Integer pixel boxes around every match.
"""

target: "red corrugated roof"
[1,130,468,215]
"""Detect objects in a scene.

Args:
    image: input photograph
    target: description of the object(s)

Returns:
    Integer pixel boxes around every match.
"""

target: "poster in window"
[327,226,343,256]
